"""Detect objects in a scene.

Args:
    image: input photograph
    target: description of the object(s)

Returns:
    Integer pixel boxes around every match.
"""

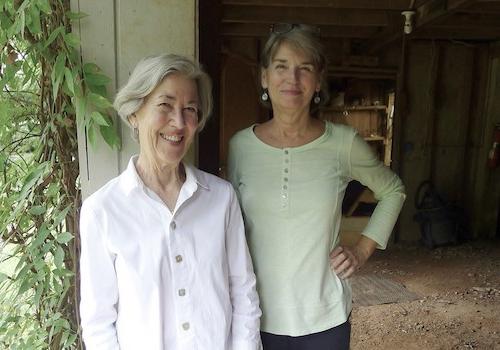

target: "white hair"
[114,54,213,133]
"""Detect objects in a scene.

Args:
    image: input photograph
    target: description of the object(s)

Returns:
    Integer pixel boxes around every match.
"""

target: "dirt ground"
[350,239,500,350]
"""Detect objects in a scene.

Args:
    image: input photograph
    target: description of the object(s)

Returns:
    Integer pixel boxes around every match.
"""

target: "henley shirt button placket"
[282,149,290,208]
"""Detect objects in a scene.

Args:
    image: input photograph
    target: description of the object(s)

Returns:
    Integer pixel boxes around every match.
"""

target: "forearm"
[353,234,378,266]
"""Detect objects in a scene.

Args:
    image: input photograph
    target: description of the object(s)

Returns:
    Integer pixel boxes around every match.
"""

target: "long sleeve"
[79,202,120,350]
[348,133,406,249]
[227,135,240,192]
[225,185,262,350]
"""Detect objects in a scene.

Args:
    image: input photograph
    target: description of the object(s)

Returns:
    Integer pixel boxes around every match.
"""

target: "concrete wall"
[72,0,197,199]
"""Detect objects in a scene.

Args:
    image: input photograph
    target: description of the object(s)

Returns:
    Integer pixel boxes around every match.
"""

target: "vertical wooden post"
[198,0,222,175]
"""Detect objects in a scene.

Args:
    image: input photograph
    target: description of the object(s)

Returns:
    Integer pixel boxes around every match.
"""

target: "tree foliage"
[0,0,119,348]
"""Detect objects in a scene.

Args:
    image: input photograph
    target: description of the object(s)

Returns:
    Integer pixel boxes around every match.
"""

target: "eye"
[300,65,314,72]
[183,106,199,115]
[158,102,173,109]
[275,64,287,70]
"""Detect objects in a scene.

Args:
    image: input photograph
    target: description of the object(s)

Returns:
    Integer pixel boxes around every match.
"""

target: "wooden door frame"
[198,0,222,175]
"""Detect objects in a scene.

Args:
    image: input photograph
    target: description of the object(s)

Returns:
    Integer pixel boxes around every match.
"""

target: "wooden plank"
[367,0,481,52]
[221,23,378,38]
[223,5,390,26]
[222,0,413,9]
[413,27,500,39]
[435,13,500,28]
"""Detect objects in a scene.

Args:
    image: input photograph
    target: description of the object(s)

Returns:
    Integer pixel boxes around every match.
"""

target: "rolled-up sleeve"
[225,185,262,350]
[79,202,120,350]
[348,133,406,249]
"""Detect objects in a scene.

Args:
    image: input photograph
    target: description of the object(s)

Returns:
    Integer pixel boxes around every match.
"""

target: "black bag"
[413,181,468,249]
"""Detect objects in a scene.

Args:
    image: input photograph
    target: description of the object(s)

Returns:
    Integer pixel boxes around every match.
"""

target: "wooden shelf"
[323,105,387,112]
[364,135,385,141]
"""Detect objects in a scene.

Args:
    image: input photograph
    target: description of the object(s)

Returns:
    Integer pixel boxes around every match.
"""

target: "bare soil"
[350,240,500,350]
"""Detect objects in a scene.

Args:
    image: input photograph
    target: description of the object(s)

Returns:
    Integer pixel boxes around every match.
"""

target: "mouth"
[281,89,302,95]
[159,133,183,143]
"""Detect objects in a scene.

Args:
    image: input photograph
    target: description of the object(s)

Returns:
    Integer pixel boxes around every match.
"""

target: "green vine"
[0,0,119,348]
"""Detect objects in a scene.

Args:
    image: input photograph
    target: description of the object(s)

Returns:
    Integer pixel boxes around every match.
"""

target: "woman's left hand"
[329,236,377,279]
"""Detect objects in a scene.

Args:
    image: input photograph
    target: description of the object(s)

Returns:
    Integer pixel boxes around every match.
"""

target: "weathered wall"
[398,40,497,241]
[72,0,197,199]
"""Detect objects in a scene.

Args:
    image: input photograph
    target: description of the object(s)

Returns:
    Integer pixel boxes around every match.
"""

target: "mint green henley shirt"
[228,121,406,336]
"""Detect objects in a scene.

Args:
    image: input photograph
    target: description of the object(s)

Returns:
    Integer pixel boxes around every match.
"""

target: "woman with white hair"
[79,54,262,350]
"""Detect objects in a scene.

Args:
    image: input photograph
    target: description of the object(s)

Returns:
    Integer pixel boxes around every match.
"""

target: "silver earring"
[133,127,139,138]
[313,92,321,104]
[261,89,269,101]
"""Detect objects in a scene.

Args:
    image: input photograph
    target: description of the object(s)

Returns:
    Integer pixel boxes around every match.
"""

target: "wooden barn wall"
[397,41,494,241]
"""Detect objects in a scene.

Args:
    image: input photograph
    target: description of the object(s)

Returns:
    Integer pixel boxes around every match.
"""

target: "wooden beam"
[413,27,500,40]
[435,13,500,28]
[455,1,500,13]
[222,0,413,10]
[223,5,390,26]
[367,0,482,53]
[221,23,378,38]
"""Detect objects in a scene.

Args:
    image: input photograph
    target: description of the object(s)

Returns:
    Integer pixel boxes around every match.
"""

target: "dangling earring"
[313,91,321,104]
[261,89,269,101]
[133,126,139,139]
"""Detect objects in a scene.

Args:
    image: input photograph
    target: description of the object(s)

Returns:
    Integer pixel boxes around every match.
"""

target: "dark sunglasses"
[270,23,321,36]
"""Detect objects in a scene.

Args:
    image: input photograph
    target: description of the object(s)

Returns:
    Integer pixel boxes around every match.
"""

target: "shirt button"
[175,255,183,263]
[284,150,289,155]
[182,322,190,331]
[284,177,288,182]
[170,221,176,230]
[284,168,289,173]
[178,288,186,296]
[283,185,288,190]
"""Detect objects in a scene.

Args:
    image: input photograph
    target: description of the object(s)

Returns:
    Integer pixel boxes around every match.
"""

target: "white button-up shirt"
[80,157,262,350]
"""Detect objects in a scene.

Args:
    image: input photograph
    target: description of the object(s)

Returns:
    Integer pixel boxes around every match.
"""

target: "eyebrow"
[156,95,198,104]
[272,58,315,66]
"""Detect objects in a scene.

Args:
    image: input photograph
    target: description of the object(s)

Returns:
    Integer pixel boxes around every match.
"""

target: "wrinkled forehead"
[270,39,316,66]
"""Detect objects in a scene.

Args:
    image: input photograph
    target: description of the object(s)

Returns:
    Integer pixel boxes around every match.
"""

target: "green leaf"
[54,246,64,269]
[88,92,112,109]
[28,205,46,215]
[37,0,52,14]
[51,53,66,100]
[87,123,96,145]
[63,32,79,48]
[43,25,64,49]
[65,11,89,20]
[0,272,8,284]
[64,67,74,95]
[73,95,87,124]
[18,163,47,202]
[27,4,41,35]
[17,276,33,296]
[56,232,73,245]
[85,72,111,87]
[91,111,110,126]
[52,205,71,227]
[83,62,100,75]
[100,124,121,150]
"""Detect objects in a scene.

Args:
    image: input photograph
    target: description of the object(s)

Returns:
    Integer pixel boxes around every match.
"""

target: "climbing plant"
[0,0,119,348]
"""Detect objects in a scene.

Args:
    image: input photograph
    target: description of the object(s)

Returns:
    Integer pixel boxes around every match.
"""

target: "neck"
[270,111,315,139]
[135,155,185,211]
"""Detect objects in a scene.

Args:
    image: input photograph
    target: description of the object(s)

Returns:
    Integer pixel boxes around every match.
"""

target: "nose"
[170,107,186,128]
[286,67,300,83]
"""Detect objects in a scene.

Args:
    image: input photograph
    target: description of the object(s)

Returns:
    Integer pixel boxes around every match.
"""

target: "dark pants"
[261,320,351,350]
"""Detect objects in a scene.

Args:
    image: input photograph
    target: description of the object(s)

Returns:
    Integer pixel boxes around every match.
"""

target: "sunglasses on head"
[270,23,321,36]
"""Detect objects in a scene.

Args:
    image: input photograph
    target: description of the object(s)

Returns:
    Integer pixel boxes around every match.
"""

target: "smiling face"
[130,73,199,172]
[261,42,321,114]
